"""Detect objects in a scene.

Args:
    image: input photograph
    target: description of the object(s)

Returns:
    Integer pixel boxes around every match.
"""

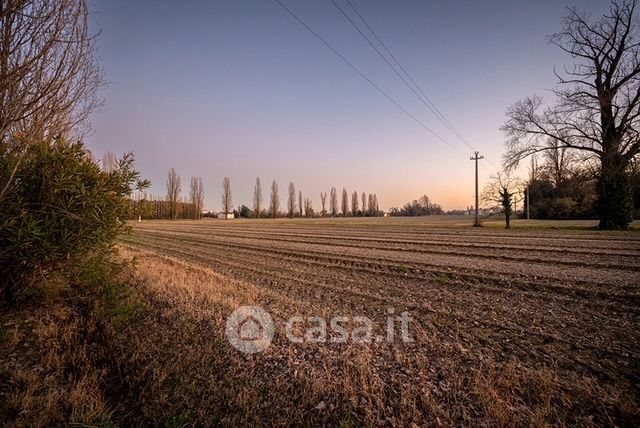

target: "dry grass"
[0,256,141,427]
[0,299,115,426]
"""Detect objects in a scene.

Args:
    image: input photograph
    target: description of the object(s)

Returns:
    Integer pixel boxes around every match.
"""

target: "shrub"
[0,138,148,304]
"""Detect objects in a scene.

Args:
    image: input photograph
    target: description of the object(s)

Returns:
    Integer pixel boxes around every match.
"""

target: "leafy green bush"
[0,138,148,304]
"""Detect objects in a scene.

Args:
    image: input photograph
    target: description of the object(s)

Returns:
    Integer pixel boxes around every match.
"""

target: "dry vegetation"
[2,217,639,426]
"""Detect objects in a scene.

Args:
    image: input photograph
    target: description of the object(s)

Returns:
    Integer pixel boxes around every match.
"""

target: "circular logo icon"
[225,306,275,354]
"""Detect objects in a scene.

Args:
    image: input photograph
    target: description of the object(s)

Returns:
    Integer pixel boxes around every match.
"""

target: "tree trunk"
[597,152,633,230]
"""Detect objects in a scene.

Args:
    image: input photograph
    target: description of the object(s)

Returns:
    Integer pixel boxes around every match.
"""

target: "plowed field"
[120,218,640,426]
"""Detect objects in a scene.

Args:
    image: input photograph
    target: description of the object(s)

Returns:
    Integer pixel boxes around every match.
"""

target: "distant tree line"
[129,194,198,220]
[388,195,444,217]
[133,160,640,223]
[121,164,203,220]
[143,169,383,220]
[521,147,640,220]
[479,143,640,226]
[241,179,382,218]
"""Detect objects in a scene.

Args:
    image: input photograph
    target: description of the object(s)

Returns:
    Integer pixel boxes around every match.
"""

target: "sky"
[86,0,607,211]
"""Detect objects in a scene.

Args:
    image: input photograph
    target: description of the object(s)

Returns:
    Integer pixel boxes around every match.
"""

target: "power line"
[339,0,502,171]
[272,0,467,156]
[329,0,457,138]
[334,0,472,150]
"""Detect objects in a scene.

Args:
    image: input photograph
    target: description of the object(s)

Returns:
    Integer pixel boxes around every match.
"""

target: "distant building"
[217,212,234,220]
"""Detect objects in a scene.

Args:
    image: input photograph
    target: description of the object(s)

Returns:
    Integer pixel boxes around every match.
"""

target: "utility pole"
[470,151,484,227]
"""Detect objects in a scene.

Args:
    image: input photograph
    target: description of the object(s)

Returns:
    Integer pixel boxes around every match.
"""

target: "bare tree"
[190,176,205,219]
[304,198,313,217]
[341,188,349,216]
[373,193,379,215]
[351,190,359,215]
[101,152,117,173]
[361,192,367,215]
[298,190,303,217]
[0,0,104,144]
[270,180,280,218]
[502,0,640,229]
[166,168,181,220]
[253,177,263,219]
[482,173,525,229]
[544,140,575,186]
[222,177,232,216]
[529,155,540,182]
[197,177,205,219]
[287,182,296,218]
[329,187,338,217]
[367,194,372,216]
[0,0,105,202]
[320,192,327,217]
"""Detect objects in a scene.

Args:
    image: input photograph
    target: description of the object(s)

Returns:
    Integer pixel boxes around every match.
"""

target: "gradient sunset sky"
[87,0,605,211]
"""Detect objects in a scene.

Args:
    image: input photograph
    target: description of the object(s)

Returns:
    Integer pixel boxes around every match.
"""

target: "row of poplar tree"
[123,164,382,220]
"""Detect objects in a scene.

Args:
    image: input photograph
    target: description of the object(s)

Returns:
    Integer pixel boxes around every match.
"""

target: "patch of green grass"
[142,409,193,428]
[259,383,270,399]
[72,408,119,428]
[162,411,192,428]
[120,234,144,245]
[481,218,640,231]
[436,274,450,285]
[166,375,182,391]
[339,413,357,428]
[79,253,142,329]
[95,282,142,329]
